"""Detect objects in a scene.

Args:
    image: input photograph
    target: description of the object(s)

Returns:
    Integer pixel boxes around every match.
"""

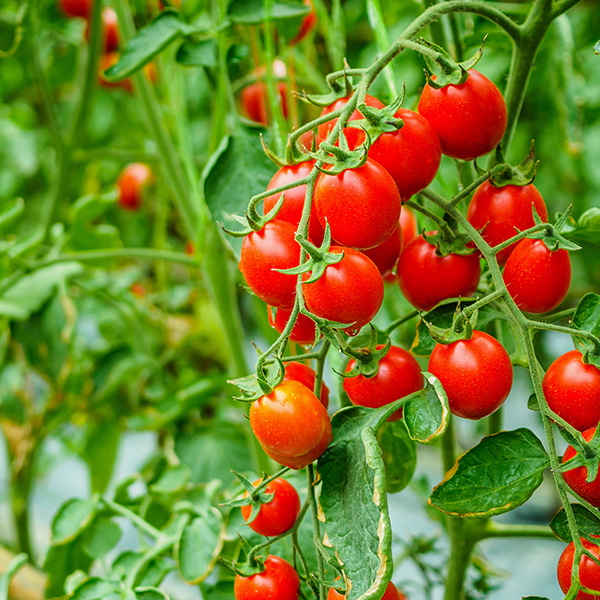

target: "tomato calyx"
[520,205,581,253]
[421,229,478,258]
[477,141,538,188]
[220,192,286,238]
[341,327,392,379]
[221,537,266,577]
[229,357,285,402]
[222,471,278,521]
[558,427,600,483]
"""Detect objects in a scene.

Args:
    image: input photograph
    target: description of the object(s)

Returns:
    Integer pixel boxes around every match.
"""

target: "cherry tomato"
[557,537,600,600]
[503,238,571,313]
[562,426,600,506]
[239,220,300,309]
[302,246,384,336]
[263,161,324,246]
[467,181,548,265]
[85,7,120,53]
[263,425,331,469]
[367,108,441,200]
[234,555,299,600]
[117,163,154,211]
[59,0,91,18]
[240,82,288,126]
[241,478,301,537]
[290,0,317,45]
[283,361,329,409]
[362,225,403,277]
[418,70,507,160]
[314,159,401,250]
[249,380,332,469]
[328,582,406,600]
[344,345,423,421]
[428,330,513,420]
[397,233,481,312]
[130,282,146,298]
[399,207,418,248]
[543,350,600,432]
[317,94,385,148]
[268,306,320,347]
[184,241,195,256]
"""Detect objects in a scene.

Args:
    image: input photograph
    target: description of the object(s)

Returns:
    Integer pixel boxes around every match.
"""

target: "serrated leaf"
[177,510,226,584]
[571,293,600,366]
[550,504,600,542]
[404,373,449,444]
[378,420,417,494]
[150,464,191,494]
[84,518,122,559]
[51,497,97,545]
[176,39,218,67]
[318,406,393,600]
[228,0,310,24]
[429,429,549,518]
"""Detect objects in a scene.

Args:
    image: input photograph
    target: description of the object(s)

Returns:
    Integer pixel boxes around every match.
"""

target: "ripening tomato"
[302,246,384,336]
[362,225,403,277]
[85,7,120,53]
[239,220,300,309]
[117,163,154,211]
[366,108,441,200]
[314,159,401,250]
[399,207,418,248]
[397,233,481,311]
[344,345,423,421]
[328,582,406,600]
[240,82,288,126]
[290,0,317,45]
[263,161,324,246]
[59,0,91,18]
[467,181,548,265]
[562,426,600,506]
[428,330,513,420]
[543,350,600,432]
[503,238,571,313]
[268,307,320,347]
[234,555,300,600]
[241,477,301,537]
[557,537,600,600]
[283,361,329,408]
[418,70,507,160]
[317,94,385,148]
[249,380,332,469]
[130,282,146,298]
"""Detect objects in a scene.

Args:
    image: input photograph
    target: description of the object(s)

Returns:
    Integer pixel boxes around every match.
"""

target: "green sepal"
[301,308,352,333]
[483,141,538,187]
[557,426,600,483]
[421,230,478,257]
[342,330,392,379]
[221,472,275,524]
[220,536,265,577]
[290,226,344,284]
[420,299,476,346]
[299,69,355,107]
[228,357,284,401]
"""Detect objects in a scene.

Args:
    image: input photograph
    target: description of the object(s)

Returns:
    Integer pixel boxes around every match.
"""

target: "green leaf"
[84,518,122,559]
[68,192,122,251]
[70,578,116,600]
[0,553,27,600]
[51,497,98,545]
[228,0,310,24]
[176,39,218,67]
[404,373,449,444]
[176,510,226,584]
[571,293,600,366]
[105,11,197,80]
[378,420,417,494]
[43,540,94,598]
[550,504,600,542]
[429,429,549,518]
[0,263,83,320]
[318,406,392,600]
[82,420,120,494]
[0,197,24,231]
[564,207,600,245]
[150,464,191,495]
[135,588,170,600]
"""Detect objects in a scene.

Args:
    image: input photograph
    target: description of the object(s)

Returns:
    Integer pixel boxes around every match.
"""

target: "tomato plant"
[240,81,288,126]
[283,361,330,408]
[562,427,600,507]
[269,306,320,346]
[362,224,403,277]
[234,555,300,600]
[557,537,600,600]
[328,581,406,599]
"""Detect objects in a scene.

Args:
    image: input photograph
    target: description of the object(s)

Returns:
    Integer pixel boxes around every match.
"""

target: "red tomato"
[557,537,600,600]
[130,282,146,298]
[283,361,329,408]
[467,181,548,265]
[240,82,288,126]
[263,161,324,246]
[314,159,401,250]
[344,345,423,421]
[249,380,332,469]
[543,350,600,432]
[241,478,301,537]
[117,163,154,210]
[239,220,300,309]
[397,233,481,311]
[428,330,513,420]
[185,241,195,256]
[290,0,317,45]
[263,425,331,469]
[328,582,406,600]
[85,7,120,53]
[317,94,385,148]
[418,70,507,160]
[362,225,403,277]
[367,108,441,200]
[59,0,91,18]
[234,555,299,600]
[562,426,600,506]
[399,207,418,248]
[503,238,571,313]
[269,306,319,347]
[302,246,384,336]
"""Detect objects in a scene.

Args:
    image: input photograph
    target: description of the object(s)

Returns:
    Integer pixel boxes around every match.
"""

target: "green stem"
[103,498,163,540]
[307,464,326,600]
[480,521,555,539]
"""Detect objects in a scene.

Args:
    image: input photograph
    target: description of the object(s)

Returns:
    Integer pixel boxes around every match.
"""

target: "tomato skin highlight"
[239,220,300,309]
[234,555,300,600]
[240,82,288,126]
[397,233,481,312]
[503,238,571,313]
[344,345,423,421]
[562,427,600,507]
[557,537,600,600]
[328,582,406,600]
[314,159,401,250]
[399,207,418,248]
[269,307,319,347]
[241,478,301,537]
[467,181,548,265]
[418,69,507,160]
[302,246,384,336]
[117,163,154,210]
[283,361,329,408]
[428,330,513,420]
[543,350,600,432]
